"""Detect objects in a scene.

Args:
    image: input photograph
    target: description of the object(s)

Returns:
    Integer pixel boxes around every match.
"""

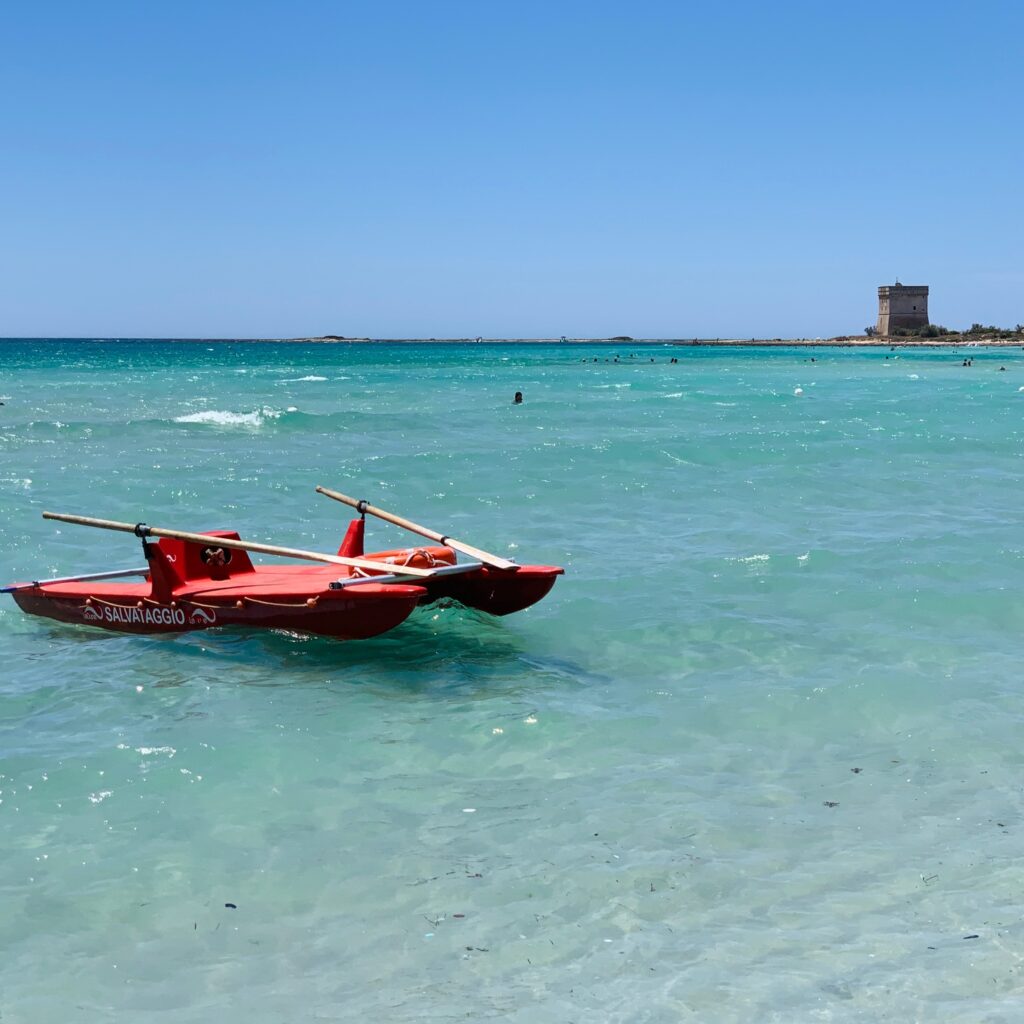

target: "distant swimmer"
[513,391,523,404]
[1000,366,1007,371]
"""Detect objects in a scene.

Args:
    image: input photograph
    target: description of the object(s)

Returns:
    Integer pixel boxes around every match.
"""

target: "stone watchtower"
[877,282,928,335]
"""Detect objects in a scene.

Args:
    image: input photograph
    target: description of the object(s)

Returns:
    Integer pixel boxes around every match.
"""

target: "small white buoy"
[794,387,804,396]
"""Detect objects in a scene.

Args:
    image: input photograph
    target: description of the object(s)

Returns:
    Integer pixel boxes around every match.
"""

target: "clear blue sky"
[1,0,1021,338]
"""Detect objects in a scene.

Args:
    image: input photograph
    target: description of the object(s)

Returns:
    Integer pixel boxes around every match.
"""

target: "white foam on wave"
[730,553,770,563]
[279,375,327,383]
[662,451,697,465]
[174,407,283,428]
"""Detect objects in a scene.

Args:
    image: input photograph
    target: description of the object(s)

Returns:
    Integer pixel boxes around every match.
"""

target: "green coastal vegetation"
[865,322,1024,340]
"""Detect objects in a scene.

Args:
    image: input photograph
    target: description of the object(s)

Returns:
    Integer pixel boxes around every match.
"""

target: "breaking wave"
[173,407,284,428]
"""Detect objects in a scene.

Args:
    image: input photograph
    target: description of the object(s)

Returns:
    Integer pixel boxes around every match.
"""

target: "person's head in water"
[513,391,523,404]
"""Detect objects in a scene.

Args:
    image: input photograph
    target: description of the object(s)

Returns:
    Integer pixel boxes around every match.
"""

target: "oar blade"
[446,539,518,571]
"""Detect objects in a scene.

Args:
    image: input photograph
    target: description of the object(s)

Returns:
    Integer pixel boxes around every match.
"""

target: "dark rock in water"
[225,902,237,909]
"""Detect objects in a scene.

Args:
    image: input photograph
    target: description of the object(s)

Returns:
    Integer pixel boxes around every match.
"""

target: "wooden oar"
[314,486,519,571]
[41,512,437,577]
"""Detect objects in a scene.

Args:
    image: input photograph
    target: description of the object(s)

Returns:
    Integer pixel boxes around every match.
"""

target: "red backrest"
[156,531,255,582]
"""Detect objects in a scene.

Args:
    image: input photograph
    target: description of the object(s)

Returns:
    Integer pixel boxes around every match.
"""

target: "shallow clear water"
[3,339,1024,1022]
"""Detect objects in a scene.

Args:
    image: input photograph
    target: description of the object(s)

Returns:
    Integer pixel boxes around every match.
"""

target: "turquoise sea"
[3,339,1024,1022]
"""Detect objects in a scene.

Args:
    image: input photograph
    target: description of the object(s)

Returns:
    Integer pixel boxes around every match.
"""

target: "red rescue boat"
[3,490,563,641]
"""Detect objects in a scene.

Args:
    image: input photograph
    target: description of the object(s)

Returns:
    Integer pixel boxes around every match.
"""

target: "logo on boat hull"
[188,607,217,625]
[85,603,189,627]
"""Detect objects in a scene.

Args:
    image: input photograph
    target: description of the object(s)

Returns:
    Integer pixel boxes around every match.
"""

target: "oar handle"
[315,486,519,571]
[40,511,436,578]
[44,512,144,535]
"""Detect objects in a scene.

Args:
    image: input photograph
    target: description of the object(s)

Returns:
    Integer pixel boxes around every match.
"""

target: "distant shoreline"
[237,334,1024,348]
[213,334,1024,347]
[4,336,1023,348]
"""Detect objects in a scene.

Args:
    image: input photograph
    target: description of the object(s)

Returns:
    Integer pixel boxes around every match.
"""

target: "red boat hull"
[343,525,564,617]
[11,580,425,640]
[9,527,427,641]
[417,563,562,615]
